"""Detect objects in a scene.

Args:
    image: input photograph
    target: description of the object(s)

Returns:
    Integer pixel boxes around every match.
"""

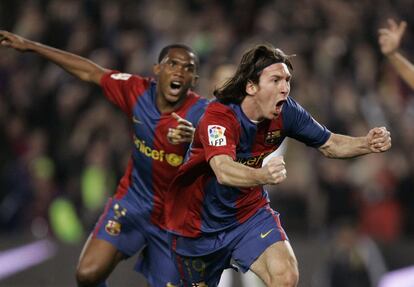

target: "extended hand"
[367,127,392,153]
[167,112,195,144]
[0,30,32,51]
[378,19,407,55]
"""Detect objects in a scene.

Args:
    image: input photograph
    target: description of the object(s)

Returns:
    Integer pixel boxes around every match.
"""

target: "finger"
[177,118,193,126]
[171,112,181,120]
[172,113,193,127]
[273,169,287,184]
[0,35,9,46]
[370,136,388,144]
[378,28,391,35]
[176,124,195,132]
[171,113,189,123]
[397,21,407,35]
[388,18,397,30]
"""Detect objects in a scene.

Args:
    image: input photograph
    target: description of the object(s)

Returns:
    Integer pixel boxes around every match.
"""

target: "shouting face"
[153,48,198,112]
[244,62,291,121]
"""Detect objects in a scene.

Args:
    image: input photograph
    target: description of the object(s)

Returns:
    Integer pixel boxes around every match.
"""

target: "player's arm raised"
[209,154,287,187]
[0,30,109,85]
[318,127,391,159]
[378,19,414,90]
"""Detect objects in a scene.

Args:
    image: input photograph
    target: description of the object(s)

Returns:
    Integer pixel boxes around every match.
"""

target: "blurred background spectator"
[0,0,413,286]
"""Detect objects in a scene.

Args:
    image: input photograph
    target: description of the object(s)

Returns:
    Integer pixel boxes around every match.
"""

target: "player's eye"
[184,65,195,72]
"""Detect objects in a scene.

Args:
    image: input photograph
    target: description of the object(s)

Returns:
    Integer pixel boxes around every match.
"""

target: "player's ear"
[191,74,199,87]
[245,81,257,95]
[153,64,161,75]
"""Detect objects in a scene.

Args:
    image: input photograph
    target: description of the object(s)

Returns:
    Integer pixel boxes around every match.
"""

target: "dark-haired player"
[0,31,208,287]
[164,44,392,287]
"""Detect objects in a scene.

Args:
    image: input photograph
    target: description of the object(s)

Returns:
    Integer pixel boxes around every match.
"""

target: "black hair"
[158,44,200,70]
[214,44,294,104]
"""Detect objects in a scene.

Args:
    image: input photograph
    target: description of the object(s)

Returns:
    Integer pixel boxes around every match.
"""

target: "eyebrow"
[162,57,195,66]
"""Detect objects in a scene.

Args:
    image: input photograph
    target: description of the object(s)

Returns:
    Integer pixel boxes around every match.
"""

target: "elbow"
[215,170,229,185]
[213,162,233,186]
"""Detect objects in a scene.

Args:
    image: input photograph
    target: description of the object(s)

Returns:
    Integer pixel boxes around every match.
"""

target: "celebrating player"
[163,44,392,287]
[378,18,414,90]
[0,30,208,287]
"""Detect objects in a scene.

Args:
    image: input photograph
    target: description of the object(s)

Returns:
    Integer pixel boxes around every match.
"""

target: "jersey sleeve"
[100,71,150,116]
[283,97,331,147]
[198,104,240,162]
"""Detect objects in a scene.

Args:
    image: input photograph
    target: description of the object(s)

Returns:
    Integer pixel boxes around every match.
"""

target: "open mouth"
[169,81,182,95]
[276,99,286,107]
[274,99,287,116]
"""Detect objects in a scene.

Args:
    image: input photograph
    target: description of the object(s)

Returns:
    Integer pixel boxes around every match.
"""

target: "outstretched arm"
[0,30,109,85]
[209,154,287,187]
[378,19,414,90]
[318,127,391,159]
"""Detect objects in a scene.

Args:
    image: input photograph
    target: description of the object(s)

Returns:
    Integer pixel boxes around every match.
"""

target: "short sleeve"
[198,104,240,162]
[100,71,150,116]
[283,97,331,147]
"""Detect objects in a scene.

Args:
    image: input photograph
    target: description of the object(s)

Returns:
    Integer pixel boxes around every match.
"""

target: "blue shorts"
[170,206,288,287]
[93,196,180,287]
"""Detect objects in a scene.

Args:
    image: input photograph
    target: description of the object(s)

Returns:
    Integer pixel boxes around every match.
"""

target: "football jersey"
[165,97,331,237]
[100,71,208,226]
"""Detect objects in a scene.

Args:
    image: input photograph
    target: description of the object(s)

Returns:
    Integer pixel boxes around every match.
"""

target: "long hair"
[214,44,293,104]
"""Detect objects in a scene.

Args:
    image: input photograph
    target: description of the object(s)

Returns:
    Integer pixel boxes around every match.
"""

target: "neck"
[156,93,185,114]
[241,96,263,122]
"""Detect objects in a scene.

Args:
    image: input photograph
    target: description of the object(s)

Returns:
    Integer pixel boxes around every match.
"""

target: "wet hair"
[214,44,294,104]
[158,44,200,70]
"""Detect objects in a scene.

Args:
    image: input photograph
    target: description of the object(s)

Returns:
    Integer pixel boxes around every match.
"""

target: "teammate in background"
[163,44,392,287]
[378,19,414,90]
[0,31,208,287]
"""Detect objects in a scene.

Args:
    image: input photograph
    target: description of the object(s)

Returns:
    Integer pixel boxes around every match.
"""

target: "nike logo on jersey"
[132,116,143,124]
[260,228,274,239]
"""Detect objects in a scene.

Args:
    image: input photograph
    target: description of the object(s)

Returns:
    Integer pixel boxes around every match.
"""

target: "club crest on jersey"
[105,220,121,236]
[208,125,226,146]
[265,130,281,145]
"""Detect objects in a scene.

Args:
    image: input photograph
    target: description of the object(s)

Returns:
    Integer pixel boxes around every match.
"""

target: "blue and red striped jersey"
[164,97,331,237]
[100,71,208,226]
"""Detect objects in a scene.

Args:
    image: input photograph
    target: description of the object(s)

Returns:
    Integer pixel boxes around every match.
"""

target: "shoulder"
[206,101,235,113]
[185,91,210,106]
[202,101,239,124]
[284,97,303,111]
[102,70,152,88]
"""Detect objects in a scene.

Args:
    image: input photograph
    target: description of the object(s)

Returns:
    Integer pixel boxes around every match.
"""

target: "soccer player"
[378,18,414,90]
[0,31,208,287]
[163,44,392,287]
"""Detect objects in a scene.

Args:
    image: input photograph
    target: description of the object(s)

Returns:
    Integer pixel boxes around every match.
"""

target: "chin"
[165,95,181,104]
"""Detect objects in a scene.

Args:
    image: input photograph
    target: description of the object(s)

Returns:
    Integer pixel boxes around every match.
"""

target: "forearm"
[387,52,414,90]
[24,40,107,84]
[210,155,266,187]
[319,133,371,159]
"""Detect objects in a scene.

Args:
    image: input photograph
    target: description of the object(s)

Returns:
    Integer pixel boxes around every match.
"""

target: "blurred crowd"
[0,0,413,281]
